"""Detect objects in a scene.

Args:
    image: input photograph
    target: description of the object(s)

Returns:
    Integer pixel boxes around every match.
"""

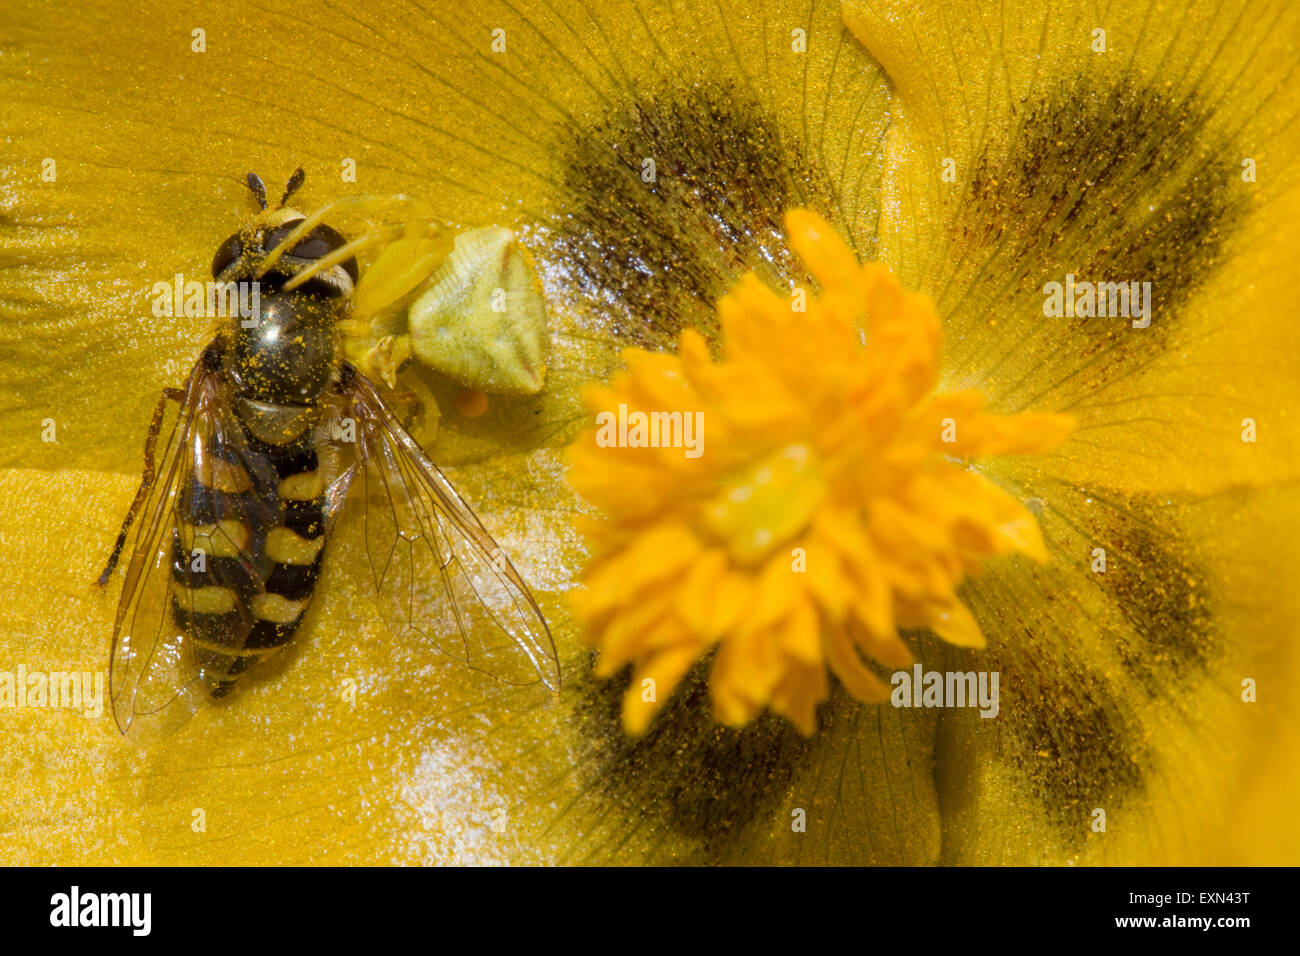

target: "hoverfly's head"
[211,168,358,296]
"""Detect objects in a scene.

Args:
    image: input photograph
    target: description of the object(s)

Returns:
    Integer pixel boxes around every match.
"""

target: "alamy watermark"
[151,274,260,325]
[0,665,105,718]
[891,664,999,718]
[1042,274,1152,328]
[594,403,704,458]
[50,886,151,935]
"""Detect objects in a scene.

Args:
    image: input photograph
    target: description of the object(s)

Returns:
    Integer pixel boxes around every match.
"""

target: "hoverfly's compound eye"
[211,232,244,279]
[263,219,359,283]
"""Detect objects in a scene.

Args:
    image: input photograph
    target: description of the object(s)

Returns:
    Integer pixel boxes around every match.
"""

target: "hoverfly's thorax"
[228,292,339,407]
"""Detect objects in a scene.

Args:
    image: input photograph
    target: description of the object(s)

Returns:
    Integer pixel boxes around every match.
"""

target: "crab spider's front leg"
[350,224,454,318]
[263,203,453,388]
[341,221,455,388]
[350,226,552,397]
[264,195,550,403]
[257,194,440,278]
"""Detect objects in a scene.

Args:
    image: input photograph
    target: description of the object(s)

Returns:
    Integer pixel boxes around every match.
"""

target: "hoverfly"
[98,169,560,734]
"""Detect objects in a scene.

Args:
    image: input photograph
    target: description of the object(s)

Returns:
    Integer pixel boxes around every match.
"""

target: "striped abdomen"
[171,399,328,698]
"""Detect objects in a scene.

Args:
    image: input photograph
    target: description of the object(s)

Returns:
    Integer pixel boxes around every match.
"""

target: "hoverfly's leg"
[335,359,435,441]
[256,195,439,277]
[95,387,186,587]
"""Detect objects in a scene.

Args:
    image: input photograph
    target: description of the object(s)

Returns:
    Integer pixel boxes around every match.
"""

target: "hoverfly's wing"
[335,369,560,691]
[108,346,276,734]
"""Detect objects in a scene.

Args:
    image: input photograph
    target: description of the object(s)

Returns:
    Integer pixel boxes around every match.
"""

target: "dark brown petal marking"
[570,660,813,862]
[966,635,1147,838]
[1085,492,1217,680]
[952,479,1219,847]
[542,82,837,351]
[949,74,1246,411]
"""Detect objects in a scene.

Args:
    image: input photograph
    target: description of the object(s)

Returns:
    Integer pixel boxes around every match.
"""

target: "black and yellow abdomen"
[171,276,347,697]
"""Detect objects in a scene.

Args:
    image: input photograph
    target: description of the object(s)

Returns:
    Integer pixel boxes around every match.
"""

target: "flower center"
[568,209,1075,735]
[700,443,827,565]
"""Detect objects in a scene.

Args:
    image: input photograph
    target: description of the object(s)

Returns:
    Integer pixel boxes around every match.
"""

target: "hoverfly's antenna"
[280,167,306,208]
[246,172,269,211]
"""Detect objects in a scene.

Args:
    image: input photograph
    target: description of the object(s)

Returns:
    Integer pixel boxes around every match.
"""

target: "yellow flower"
[571,211,1074,733]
